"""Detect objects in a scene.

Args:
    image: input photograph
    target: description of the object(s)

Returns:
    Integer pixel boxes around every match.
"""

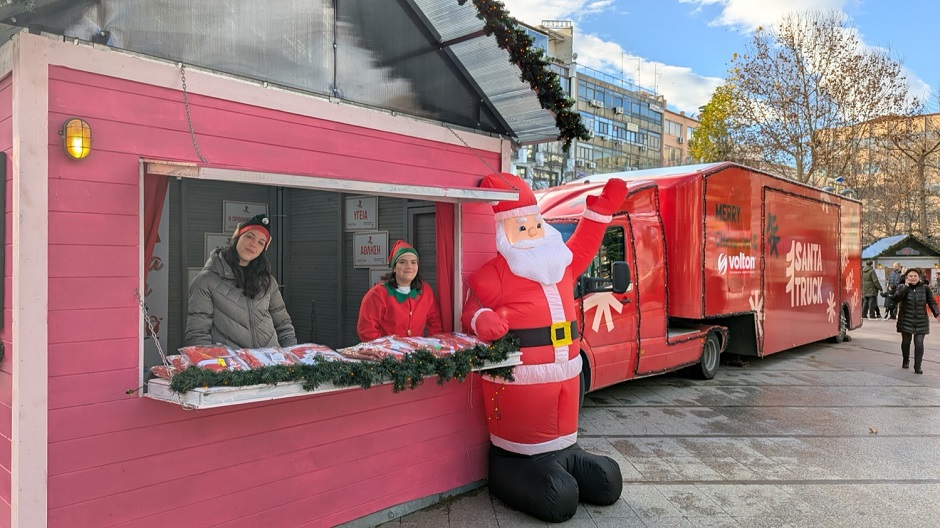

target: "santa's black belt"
[510,321,579,348]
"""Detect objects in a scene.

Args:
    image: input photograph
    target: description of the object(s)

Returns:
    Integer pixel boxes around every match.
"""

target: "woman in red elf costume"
[356,240,443,342]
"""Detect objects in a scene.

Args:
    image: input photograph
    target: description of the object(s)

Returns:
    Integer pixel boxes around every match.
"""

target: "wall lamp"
[60,117,92,160]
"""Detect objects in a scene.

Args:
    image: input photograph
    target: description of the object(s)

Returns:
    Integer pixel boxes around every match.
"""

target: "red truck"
[536,162,862,395]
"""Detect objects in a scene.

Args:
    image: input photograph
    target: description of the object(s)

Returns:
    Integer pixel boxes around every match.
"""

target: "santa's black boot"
[488,445,579,523]
[562,443,624,505]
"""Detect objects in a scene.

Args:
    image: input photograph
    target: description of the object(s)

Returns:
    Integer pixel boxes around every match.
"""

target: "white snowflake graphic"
[850,290,860,313]
[821,200,831,214]
[840,251,848,274]
[844,270,854,295]
[748,290,764,339]
[826,291,836,323]
[583,292,624,333]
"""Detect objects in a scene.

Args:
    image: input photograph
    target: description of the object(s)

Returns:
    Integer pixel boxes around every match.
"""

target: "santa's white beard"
[496,222,573,285]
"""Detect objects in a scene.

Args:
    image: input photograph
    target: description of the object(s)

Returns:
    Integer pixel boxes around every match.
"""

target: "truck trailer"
[536,162,862,394]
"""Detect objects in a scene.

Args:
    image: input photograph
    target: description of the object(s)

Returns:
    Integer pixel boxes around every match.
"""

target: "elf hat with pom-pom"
[233,214,272,250]
[389,240,418,266]
[479,172,539,222]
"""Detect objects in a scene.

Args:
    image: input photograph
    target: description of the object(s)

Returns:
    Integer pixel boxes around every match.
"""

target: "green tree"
[689,83,737,163]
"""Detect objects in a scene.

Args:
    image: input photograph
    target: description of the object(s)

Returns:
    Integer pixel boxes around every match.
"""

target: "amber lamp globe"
[61,118,92,160]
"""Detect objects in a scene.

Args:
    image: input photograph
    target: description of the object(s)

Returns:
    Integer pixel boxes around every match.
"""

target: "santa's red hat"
[388,239,418,266]
[480,172,540,222]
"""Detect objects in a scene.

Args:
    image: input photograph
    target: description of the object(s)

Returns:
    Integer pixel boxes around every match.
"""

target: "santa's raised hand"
[586,178,627,217]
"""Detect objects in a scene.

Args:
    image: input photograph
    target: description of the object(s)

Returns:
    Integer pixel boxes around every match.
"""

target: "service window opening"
[142,177,438,379]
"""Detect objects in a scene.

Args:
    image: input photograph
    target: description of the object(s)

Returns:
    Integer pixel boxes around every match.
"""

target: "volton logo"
[718,252,756,275]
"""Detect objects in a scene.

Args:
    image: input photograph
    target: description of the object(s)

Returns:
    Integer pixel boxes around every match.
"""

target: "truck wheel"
[689,333,720,380]
[827,307,848,343]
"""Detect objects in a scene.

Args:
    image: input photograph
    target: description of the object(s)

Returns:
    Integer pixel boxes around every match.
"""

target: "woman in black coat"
[892,268,940,374]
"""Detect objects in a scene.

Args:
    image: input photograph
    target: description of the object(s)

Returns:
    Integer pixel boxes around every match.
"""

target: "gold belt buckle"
[550,321,573,347]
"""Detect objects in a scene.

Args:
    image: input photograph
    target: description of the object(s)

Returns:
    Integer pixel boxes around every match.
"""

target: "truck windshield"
[549,221,575,242]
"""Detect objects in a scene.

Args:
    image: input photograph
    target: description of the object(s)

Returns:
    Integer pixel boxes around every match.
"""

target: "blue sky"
[501,0,939,117]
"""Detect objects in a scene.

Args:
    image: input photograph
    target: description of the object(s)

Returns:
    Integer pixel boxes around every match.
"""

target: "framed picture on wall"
[223,201,269,233]
[345,195,378,231]
[204,232,231,262]
[353,231,388,268]
[369,268,391,286]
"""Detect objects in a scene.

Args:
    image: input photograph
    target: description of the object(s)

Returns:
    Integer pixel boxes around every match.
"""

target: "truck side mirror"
[612,261,631,294]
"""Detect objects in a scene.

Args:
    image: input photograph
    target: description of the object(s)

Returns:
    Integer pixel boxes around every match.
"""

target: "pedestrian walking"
[861,260,883,319]
[884,262,902,319]
[891,268,940,374]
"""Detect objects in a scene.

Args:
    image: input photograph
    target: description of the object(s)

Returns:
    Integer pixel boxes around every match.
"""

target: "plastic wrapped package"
[149,354,193,379]
[400,336,447,355]
[179,345,250,372]
[432,332,486,351]
[235,347,296,368]
[402,333,486,356]
[338,336,418,361]
[284,343,348,364]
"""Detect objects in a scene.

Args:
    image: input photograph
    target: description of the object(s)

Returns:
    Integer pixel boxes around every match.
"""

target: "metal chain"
[136,289,171,368]
[444,124,498,175]
[179,63,209,164]
[135,288,194,409]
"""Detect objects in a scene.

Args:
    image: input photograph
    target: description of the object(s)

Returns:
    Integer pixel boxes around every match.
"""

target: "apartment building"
[513,20,696,188]
[663,109,698,166]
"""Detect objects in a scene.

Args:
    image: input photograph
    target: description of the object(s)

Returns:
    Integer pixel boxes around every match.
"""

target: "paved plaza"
[371,318,940,527]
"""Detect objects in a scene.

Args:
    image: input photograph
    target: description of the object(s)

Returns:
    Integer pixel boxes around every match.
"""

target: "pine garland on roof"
[458,0,589,151]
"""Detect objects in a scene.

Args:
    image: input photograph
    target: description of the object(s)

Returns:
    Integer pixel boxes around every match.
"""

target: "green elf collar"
[384,283,420,303]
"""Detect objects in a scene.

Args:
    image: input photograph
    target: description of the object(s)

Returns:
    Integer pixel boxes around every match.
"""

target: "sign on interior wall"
[223,201,269,233]
[345,195,377,230]
[370,268,391,286]
[353,230,388,268]
[204,232,231,261]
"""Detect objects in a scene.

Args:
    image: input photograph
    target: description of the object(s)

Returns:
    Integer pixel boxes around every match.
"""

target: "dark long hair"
[382,271,425,291]
[220,240,272,298]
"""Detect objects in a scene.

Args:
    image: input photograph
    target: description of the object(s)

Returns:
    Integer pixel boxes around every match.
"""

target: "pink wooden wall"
[461,202,498,287]
[0,72,12,527]
[43,66,500,527]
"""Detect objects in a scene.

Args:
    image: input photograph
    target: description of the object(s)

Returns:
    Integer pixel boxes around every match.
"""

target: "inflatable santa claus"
[462,172,626,522]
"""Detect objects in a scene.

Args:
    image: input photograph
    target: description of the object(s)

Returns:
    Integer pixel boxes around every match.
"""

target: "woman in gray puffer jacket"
[892,268,940,374]
[185,214,297,349]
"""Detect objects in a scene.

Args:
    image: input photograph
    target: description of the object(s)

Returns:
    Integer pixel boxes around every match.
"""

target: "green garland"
[458,0,590,151]
[169,336,518,394]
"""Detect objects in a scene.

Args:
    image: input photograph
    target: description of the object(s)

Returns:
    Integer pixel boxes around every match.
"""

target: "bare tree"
[727,10,917,184]
[884,109,940,236]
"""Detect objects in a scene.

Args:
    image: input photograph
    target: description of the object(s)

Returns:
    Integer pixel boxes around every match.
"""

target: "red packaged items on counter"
[235,347,297,368]
[179,345,249,372]
[338,336,417,361]
[429,332,486,353]
[284,343,348,364]
[149,354,193,379]
[400,336,449,356]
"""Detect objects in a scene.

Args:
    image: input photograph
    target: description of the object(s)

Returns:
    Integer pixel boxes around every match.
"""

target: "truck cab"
[541,181,723,394]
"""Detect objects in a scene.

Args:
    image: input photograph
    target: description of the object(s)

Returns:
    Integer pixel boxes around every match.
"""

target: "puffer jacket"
[861,263,883,297]
[887,269,902,292]
[184,249,297,349]
[892,281,940,335]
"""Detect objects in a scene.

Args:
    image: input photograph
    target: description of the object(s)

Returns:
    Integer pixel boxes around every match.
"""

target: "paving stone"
[380,323,940,527]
